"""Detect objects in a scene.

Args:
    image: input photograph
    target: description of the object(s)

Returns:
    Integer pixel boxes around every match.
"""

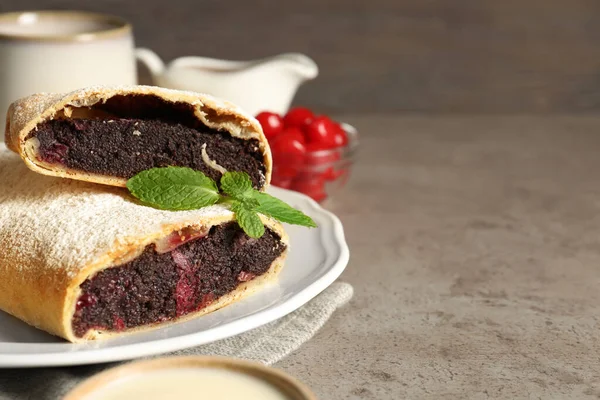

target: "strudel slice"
[5,85,271,189]
[0,146,287,342]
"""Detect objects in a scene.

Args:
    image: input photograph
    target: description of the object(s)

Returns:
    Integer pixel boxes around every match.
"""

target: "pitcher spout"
[273,53,319,81]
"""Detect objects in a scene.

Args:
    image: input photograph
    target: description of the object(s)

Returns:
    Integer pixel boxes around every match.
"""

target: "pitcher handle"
[135,48,166,80]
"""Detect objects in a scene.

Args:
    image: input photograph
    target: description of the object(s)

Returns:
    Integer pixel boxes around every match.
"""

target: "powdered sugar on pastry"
[0,148,204,275]
[0,143,287,278]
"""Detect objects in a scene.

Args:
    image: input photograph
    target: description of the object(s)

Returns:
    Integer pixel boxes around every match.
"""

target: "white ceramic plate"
[0,187,349,368]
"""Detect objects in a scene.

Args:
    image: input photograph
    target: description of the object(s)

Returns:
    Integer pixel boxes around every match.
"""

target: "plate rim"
[0,187,349,368]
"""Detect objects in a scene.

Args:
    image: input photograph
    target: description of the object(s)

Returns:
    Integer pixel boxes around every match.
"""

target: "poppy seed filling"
[71,222,285,338]
[29,117,266,188]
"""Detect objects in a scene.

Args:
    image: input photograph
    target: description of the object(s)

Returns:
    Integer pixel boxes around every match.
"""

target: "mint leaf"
[220,171,253,199]
[240,197,260,209]
[127,167,220,210]
[220,171,260,209]
[232,202,265,238]
[126,167,316,236]
[251,192,317,228]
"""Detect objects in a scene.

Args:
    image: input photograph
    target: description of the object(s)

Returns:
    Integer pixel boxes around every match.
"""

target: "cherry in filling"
[71,222,285,337]
[28,95,266,188]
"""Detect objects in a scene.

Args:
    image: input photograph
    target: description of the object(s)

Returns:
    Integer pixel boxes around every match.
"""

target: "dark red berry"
[255,111,284,140]
[113,316,126,331]
[321,167,337,181]
[305,143,341,162]
[299,145,341,182]
[305,141,328,152]
[292,177,327,202]
[272,164,299,180]
[283,107,314,130]
[279,126,306,145]
[39,142,68,164]
[271,128,307,161]
[271,175,293,189]
[331,123,348,147]
[76,293,97,311]
[270,127,307,180]
[196,293,215,311]
[305,116,338,148]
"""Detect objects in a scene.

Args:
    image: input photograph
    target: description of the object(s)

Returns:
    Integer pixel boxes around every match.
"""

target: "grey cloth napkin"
[0,282,353,400]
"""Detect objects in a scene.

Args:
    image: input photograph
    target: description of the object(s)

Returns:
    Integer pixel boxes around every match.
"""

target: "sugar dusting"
[0,144,234,279]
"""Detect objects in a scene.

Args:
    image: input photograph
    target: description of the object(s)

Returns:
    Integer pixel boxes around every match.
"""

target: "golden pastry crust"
[0,146,287,343]
[4,85,272,189]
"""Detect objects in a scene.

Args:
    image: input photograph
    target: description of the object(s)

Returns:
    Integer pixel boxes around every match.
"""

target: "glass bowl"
[270,122,358,203]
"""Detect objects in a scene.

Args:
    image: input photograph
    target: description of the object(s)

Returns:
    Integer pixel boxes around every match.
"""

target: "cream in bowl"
[64,356,316,400]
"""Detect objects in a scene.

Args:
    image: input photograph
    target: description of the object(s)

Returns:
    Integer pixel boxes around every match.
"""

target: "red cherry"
[113,316,126,331]
[271,176,293,189]
[283,107,314,130]
[292,177,327,202]
[323,166,348,181]
[322,167,338,181]
[293,144,340,183]
[305,116,338,148]
[270,128,307,180]
[305,142,328,152]
[272,165,298,180]
[305,143,341,164]
[196,293,215,311]
[76,293,97,311]
[255,111,284,140]
[279,126,306,145]
[331,124,348,147]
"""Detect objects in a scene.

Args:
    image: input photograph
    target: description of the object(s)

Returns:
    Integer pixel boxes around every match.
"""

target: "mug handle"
[135,48,165,83]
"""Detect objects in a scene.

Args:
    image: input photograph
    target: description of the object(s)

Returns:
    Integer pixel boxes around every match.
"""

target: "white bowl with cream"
[64,356,316,400]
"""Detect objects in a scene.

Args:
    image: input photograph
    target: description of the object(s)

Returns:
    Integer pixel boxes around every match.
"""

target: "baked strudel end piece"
[5,85,271,189]
[0,146,287,342]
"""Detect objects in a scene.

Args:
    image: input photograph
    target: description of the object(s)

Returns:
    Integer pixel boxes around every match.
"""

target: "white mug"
[0,11,141,140]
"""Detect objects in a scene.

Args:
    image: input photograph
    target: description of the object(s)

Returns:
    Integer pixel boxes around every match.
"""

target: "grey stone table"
[276,116,600,399]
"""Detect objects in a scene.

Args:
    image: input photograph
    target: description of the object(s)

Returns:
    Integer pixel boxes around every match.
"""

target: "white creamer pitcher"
[136,49,318,116]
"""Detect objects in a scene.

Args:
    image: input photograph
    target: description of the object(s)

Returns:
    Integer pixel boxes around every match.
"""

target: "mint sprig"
[221,171,253,199]
[252,192,317,228]
[126,167,220,210]
[232,202,265,238]
[126,167,317,238]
